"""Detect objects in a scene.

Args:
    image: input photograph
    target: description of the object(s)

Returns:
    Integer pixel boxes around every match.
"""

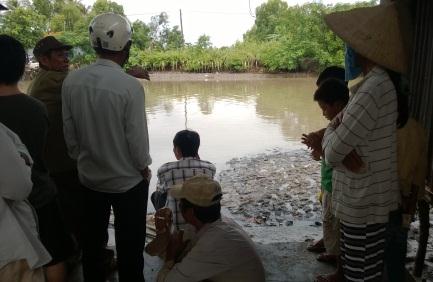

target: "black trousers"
[82,180,148,282]
[51,170,85,248]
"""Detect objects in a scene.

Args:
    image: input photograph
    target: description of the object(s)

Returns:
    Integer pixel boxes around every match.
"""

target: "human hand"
[126,66,150,80]
[302,132,322,151]
[342,150,365,173]
[154,208,173,234]
[141,167,152,181]
[166,230,186,261]
[311,149,321,161]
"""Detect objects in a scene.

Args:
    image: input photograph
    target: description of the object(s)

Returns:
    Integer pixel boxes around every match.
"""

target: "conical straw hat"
[325,2,409,74]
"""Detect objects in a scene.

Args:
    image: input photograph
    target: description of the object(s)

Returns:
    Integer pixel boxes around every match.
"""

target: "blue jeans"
[385,209,408,282]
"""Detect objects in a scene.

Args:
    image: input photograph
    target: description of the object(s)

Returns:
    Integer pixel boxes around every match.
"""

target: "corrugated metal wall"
[409,0,433,186]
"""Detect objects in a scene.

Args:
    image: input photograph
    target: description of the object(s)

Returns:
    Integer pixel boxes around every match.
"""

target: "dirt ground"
[218,149,433,282]
[70,148,433,281]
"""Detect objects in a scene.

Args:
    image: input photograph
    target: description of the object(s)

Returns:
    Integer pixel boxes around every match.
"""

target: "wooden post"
[179,9,184,45]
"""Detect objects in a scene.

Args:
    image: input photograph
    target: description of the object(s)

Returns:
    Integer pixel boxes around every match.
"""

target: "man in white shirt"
[62,13,151,282]
[157,176,266,282]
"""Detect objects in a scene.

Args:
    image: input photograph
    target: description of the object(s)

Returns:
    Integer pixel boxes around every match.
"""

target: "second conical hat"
[325,3,409,74]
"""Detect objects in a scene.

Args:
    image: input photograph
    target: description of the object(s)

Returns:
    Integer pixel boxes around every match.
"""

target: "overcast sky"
[81,0,364,47]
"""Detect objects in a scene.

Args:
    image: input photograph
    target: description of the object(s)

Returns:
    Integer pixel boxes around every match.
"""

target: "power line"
[127,10,251,17]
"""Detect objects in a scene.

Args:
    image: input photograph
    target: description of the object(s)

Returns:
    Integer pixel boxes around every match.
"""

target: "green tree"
[1,7,47,48]
[53,0,64,13]
[6,0,31,8]
[33,0,53,18]
[61,2,83,31]
[166,26,184,49]
[132,20,151,50]
[196,34,212,49]
[244,0,288,41]
[90,0,124,16]
[149,12,169,49]
[6,0,19,8]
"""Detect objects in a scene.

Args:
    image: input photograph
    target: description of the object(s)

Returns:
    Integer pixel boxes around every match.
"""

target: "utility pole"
[179,9,184,46]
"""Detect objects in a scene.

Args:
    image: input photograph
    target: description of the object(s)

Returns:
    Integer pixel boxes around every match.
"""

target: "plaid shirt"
[156,157,216,230]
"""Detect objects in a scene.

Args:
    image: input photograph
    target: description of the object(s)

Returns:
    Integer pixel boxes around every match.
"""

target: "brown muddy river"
[144,75,326,171]
[21,74,327,198]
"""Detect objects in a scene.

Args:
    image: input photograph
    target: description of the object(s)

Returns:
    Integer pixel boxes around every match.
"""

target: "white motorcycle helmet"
[89,13,132,52]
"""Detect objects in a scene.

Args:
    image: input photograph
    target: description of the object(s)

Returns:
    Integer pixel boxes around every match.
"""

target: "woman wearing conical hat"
[320,2,411,282]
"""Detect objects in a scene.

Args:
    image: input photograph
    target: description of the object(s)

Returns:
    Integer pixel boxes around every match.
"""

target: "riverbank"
[219,148,433,281]
[146,71,317,82]
[99,148,433,281]
[219,149,322,226]
[22,68,317,82]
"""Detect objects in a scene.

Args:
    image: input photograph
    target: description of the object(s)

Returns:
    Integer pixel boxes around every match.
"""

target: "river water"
[21,74,327,197]
[144,75,326,172]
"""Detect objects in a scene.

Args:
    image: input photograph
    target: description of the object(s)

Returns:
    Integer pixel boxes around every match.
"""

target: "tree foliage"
[0,0,377,72]
[0,6,47,49]
[132,20,151,50]
[196,35,212,49]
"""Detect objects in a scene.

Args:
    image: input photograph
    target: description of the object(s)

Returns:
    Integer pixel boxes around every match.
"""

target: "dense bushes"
[1,0,377,73]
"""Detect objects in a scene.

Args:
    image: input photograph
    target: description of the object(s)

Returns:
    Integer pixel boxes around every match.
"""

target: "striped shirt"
[156,157,216,229]
[323,67,400,224]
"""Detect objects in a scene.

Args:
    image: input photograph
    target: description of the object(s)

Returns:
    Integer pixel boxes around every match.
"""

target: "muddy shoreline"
[218,148,433,280]
[146,71,316,81]
[218,149,322,227]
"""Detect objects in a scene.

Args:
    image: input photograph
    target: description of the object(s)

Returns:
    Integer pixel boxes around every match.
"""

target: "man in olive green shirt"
[28,36,78,282]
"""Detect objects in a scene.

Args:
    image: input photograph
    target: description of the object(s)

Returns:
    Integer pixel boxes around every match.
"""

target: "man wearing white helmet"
[62,13,152,282]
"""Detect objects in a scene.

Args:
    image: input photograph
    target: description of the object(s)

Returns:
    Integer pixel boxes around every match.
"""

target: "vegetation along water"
[1,0,376,73]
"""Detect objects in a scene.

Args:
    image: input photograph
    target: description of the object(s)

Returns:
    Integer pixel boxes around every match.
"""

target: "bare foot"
[307,238,326,253]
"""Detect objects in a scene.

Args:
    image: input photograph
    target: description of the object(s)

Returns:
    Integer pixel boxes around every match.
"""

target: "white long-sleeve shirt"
[322,67,400,224]
[0,123,51,269]
[62,59,152,193]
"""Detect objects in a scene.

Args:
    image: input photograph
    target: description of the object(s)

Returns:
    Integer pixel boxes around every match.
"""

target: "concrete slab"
[257,242,335,282]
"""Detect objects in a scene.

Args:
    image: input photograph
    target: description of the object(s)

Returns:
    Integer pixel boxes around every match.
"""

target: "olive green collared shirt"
[29,69,77,174]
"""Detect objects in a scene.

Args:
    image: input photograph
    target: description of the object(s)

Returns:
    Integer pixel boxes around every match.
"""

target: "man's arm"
[0,127,33,200]
[126,66,151,80]
[124,84,152,173]
[61,84,79,159]
[323,90,379,167]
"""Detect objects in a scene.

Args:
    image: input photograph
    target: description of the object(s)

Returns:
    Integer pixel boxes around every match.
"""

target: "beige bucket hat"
[169,175,222,207]
[324,2,412,74]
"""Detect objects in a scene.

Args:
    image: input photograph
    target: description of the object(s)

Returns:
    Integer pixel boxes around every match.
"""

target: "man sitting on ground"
[154,129,216,231]
[147,129,216,256]
[157,175,266,282]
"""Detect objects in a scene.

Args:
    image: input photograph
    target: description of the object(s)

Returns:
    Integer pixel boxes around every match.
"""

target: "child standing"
[302,78,349,282]
[304,66,346,255]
